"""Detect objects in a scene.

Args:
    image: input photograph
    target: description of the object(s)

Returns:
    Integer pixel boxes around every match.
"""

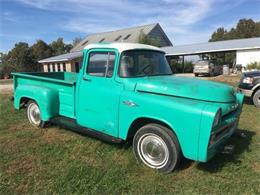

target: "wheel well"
[19,97,32,108]
[252,86,260,98]
[127,117,173,141]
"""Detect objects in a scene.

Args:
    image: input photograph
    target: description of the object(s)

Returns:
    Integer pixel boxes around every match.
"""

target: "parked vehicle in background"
[12,43,244,173]
[193,60,222,77]
[237,70,260,108]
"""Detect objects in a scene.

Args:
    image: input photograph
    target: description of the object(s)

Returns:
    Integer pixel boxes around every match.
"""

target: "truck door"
[77,49,123,137]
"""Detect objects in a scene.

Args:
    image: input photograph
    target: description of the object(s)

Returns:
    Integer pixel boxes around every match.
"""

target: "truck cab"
[12,43,244,173]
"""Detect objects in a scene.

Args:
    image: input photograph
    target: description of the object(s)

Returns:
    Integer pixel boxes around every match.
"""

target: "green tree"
[50,38,72,55]
[209,18,260,67]
[9,42,35,72]
[0,43,35,77]
[72,37,83,47]
[0,53,6,78]
[30,40,53,71]
[209,27,226,42]
[209,18,260,41]
[235,19,260,38]
[30,40,52,61]
[138,31,161,47]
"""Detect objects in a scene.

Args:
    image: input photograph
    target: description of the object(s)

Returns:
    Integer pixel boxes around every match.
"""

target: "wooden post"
[182,56,185,73]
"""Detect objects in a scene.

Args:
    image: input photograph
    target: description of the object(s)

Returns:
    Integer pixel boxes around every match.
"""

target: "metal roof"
[71,23,172,52]
[162,37,260,56]
[38,51,82,63]
[39,23,172,63]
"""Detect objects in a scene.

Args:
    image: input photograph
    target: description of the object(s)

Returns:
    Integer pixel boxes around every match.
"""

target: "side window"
[87,52,115,78]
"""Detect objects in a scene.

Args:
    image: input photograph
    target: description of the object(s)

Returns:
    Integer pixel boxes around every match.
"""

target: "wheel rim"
[27,103,41,126]
[137,133,169,169]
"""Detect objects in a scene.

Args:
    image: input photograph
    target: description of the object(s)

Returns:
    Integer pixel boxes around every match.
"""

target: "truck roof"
[84,42,164,53]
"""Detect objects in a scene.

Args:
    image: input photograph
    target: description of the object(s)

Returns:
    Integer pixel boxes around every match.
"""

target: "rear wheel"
[133,124,181,173]
[27,100,46,128]
[194,73,198,77]
[253,89,260,108]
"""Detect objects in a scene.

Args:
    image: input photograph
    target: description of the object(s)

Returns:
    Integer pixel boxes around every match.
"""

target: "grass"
[0,76,259,194]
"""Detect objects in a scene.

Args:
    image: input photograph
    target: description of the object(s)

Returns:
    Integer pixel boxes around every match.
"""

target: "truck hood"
[135,76,235,103]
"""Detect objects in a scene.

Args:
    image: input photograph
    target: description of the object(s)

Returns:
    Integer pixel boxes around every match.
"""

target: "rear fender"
[14,85,59,121]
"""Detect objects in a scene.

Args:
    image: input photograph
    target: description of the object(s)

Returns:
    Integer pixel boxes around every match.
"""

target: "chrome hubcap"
[27,103,41,125]
[137,133,169,168]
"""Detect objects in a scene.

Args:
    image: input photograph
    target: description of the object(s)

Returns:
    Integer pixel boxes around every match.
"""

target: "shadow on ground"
[243,96,254,106]
[44,120,255,173]
[196,128,255,173]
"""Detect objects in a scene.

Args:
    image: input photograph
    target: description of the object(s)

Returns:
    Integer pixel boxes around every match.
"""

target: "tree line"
[208,18,260,66]
[0,37,83,78]
[210,18,260,41]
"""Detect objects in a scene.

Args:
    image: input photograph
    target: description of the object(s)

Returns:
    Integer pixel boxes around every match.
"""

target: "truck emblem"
[123,100,138,107]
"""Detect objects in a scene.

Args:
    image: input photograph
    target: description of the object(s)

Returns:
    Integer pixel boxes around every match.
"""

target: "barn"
[39,23,172,72]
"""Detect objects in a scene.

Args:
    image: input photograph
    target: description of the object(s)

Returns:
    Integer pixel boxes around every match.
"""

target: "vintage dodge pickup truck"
[12,43,244,173]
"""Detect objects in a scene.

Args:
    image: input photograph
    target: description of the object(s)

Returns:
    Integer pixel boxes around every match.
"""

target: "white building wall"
[236,49,260,67]
[43,64,48,72]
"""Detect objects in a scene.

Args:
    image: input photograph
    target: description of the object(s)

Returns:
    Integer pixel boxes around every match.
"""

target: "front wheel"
[133,124,181,173]
[27,100,46,128]
[253,90,260,108]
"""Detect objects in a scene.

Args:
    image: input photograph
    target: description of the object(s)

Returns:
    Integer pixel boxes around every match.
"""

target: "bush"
[247,61,260,70]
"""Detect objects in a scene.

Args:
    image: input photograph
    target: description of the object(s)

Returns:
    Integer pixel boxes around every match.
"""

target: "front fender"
[119,91,206,161]
[14,85,59,121]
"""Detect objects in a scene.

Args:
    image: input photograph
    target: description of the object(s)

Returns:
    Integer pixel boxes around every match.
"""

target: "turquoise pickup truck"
[12,43,244,173]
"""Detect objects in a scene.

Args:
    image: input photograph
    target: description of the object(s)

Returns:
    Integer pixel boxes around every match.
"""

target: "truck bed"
[12,72,78,119]
[12,72,78,84]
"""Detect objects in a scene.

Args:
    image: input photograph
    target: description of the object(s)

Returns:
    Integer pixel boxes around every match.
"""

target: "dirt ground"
[0,83,13,94]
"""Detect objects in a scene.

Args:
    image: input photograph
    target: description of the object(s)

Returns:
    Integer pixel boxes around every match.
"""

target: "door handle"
[83,77,91,81]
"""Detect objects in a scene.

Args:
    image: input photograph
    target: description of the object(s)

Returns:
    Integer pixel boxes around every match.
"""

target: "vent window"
[99,38,105,43]
[81,40,88,46]
[114,35,122,41]
[123,34,131,40]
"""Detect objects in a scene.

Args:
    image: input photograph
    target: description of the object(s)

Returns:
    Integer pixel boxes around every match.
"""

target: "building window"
[87,52,115,78]
[123,34,131,40]
[57,63,61,72]
[114,35,122,41]
[81,40,88,46]
[47,64,50,72]
[63,63,66,72]
[99,38,105,43]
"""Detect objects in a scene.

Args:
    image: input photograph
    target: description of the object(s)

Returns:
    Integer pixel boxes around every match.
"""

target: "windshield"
[119,50,173,78]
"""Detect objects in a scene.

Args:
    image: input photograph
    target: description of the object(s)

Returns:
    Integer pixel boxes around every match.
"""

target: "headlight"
[242,77,253,84]
[213,109,222,127]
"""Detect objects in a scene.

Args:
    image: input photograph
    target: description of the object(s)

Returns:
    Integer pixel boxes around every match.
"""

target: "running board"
[50,116,123,144]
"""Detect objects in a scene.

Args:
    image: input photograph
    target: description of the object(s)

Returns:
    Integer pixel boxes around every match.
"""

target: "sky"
[0,0,259,53]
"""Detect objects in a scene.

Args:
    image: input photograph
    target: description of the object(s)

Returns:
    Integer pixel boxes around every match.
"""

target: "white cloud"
[17,0,248,44]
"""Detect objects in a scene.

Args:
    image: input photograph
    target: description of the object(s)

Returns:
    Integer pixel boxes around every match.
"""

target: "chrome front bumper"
[237,88,252,97]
